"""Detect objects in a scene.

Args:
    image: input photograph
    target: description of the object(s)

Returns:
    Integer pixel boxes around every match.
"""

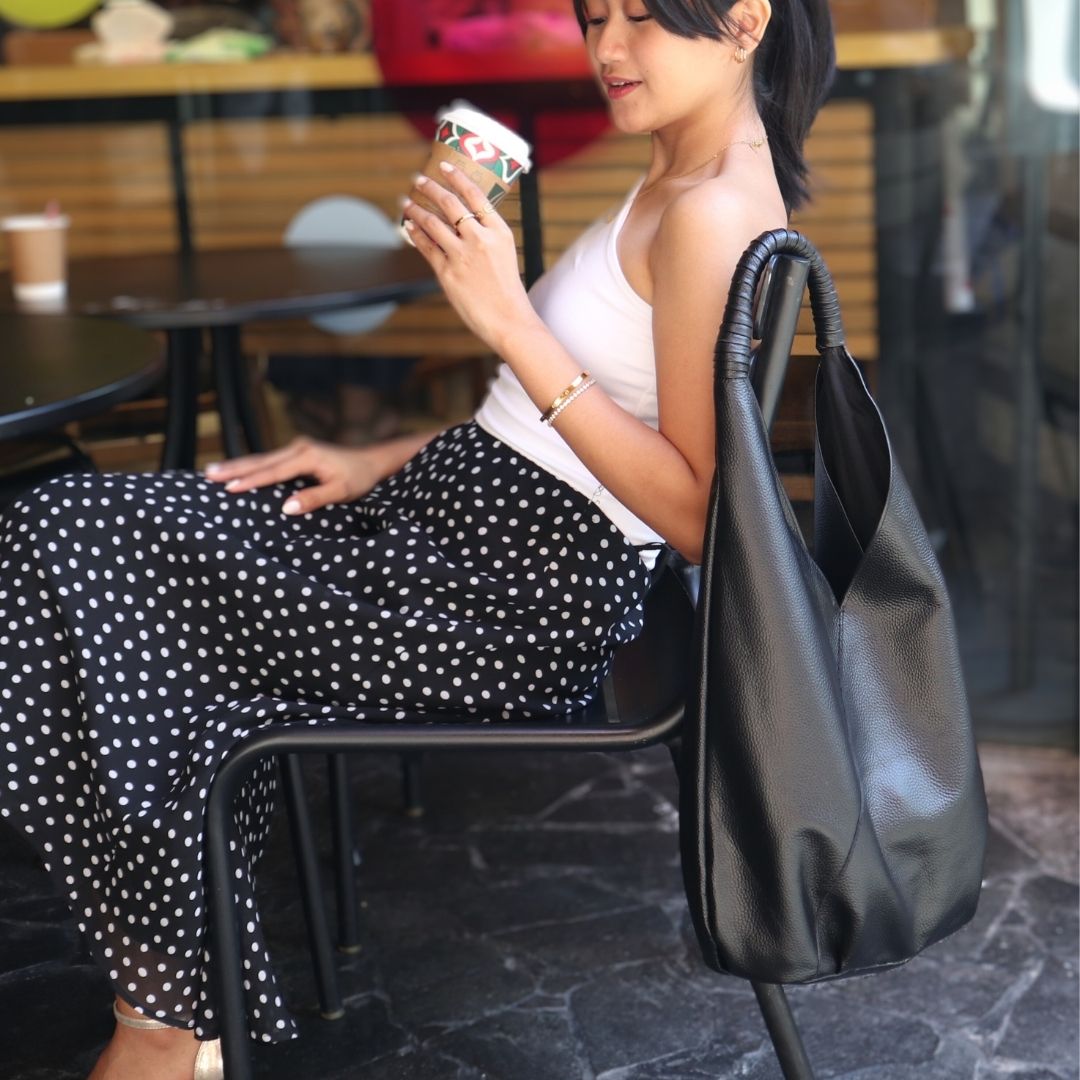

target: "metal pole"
[167,104,194,256]
[1011,127,1045,689]
[160,327,200,471]
[206,759,255,1080]
[210,325,265,457]
[516,112,545,290]
[328,754,362,953]
[752,982,817,1078]
[279,755,345,1019]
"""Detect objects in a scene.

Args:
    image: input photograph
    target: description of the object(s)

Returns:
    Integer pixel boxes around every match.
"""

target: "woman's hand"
[401,163,543,354]
[203,436,383,515]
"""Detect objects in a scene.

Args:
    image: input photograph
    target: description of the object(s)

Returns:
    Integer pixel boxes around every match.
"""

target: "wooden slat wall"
[0,123,178,264]
[235,100,877,362]
[186,114,430,248]
[189,114,528,357]
[0,101,876,364]
[792,101,878,358]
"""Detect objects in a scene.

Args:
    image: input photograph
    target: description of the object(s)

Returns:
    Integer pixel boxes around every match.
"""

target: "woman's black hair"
[572,0,837,215]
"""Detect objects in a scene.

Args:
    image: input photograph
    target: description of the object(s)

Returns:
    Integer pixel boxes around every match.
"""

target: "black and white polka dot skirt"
[0,421,650,1044]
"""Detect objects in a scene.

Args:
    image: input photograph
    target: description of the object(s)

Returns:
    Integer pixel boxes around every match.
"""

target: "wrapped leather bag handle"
[715,228,846,383]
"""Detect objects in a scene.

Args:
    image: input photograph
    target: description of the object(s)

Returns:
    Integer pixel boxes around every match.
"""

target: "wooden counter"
[0,28,975,103]
[0,52,383,102]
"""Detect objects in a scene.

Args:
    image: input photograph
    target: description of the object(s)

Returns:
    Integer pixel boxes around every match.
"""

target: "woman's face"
[581,0,736,134]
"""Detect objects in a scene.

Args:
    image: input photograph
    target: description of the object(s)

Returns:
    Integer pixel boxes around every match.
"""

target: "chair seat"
[225,562,695,758]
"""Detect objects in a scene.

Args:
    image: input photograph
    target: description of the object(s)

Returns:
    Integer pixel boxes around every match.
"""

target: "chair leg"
[207,763,255,1080]
[400,752,424,817]
[327,754,362,953]
[279,754,345,1020]
[751,982,816,1078]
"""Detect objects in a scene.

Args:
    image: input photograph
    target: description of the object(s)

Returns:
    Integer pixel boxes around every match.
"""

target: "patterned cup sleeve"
[436,120,528,189]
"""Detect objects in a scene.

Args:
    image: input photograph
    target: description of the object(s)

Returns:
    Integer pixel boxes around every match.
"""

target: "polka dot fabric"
[0,421,649,1044]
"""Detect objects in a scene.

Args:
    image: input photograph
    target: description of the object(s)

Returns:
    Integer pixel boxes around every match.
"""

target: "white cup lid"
[2,214,70,231]
[437,100,532,171]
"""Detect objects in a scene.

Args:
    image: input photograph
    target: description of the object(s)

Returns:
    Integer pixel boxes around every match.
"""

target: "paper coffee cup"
[2,213,70,302]
[401,100,532,247]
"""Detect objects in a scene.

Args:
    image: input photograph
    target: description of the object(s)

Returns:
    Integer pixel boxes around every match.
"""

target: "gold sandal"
[112,1002,224,1080]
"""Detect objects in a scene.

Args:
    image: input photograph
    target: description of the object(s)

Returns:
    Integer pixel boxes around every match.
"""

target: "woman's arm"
[404,167,781,562]
[491,191,750,562]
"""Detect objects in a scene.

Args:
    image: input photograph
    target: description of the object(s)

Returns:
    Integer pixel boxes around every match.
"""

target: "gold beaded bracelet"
[539,372,590,424]
[541,376,596,426]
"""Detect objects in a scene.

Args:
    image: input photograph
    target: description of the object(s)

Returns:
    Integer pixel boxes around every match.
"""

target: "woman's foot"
[87,998,202,1080]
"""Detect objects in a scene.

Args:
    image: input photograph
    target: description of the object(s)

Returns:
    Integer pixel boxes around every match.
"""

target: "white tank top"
[474,176,665,568]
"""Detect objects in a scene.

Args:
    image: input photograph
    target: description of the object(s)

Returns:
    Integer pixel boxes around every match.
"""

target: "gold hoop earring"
[734,45,748,63]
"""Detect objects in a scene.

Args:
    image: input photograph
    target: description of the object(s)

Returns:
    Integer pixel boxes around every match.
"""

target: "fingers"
[280,480,347,517]
[411,172,467,220]
[204,439,308,483]
[205,437,349,516]
[435,161,491,217]
[205,437,318,497]
[412,172,486,232]
[424,165,508,241]
[403,189,459,252]
[402,166,504,256]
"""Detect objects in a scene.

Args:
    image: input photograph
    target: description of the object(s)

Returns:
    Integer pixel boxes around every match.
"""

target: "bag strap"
[715,228,846,391]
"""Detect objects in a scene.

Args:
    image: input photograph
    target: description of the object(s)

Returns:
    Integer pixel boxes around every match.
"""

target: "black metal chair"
[206,250,816,1080]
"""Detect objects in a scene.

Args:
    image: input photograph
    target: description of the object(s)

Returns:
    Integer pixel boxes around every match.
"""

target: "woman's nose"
[592,21,628,64]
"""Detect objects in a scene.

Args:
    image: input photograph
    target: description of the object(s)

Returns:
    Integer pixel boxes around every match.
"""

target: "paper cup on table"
[401,100,532,247]
[1,213,70,302]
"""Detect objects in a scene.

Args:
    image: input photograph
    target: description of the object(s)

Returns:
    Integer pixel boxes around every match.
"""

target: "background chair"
[207,248,817,1080]
[0,433,97,510]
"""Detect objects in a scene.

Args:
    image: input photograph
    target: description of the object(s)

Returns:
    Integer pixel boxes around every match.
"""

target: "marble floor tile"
[0,741,1075,1079]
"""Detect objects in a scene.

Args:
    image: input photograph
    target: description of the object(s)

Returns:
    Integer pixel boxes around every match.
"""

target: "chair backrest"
[600,248,813,724]
[282,194,403,335]
[751,252,813,431]
[597,560,698,724]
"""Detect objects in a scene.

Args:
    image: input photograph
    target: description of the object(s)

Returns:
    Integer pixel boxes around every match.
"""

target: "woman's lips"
[606,81,641,100]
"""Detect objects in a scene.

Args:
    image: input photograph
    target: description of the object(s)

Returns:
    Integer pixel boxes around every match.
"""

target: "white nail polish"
[282,498,302,515]
[225,479,241,491]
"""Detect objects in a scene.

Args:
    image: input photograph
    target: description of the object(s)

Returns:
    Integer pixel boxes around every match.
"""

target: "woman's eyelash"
[585,15,652,26]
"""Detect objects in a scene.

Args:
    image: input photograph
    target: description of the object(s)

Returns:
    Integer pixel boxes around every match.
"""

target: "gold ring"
[476,201,496,218]
[453,212,479,231]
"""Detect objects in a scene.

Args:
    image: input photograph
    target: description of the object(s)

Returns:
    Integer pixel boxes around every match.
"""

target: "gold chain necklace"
[633,133,768,204]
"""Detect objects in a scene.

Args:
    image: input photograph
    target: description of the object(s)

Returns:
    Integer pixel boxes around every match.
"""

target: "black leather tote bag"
[680,230,988,985]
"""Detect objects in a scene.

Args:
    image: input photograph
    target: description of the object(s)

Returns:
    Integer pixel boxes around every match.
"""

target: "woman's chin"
[606,111,652,137]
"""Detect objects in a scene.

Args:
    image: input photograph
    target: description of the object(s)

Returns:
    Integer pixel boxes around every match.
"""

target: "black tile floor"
[0,741,1076,1079]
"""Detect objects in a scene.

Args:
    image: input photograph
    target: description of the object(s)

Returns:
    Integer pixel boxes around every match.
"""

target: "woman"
[0,1,835,1076]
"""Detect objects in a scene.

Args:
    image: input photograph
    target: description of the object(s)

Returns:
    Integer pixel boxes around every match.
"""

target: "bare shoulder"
[651,175,787,273]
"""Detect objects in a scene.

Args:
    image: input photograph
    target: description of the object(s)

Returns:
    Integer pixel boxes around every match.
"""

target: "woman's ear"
[731,0,772,51]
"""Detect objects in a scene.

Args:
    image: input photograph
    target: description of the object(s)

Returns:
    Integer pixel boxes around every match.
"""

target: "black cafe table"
[0,246,439,470]
[0,312,165,440]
